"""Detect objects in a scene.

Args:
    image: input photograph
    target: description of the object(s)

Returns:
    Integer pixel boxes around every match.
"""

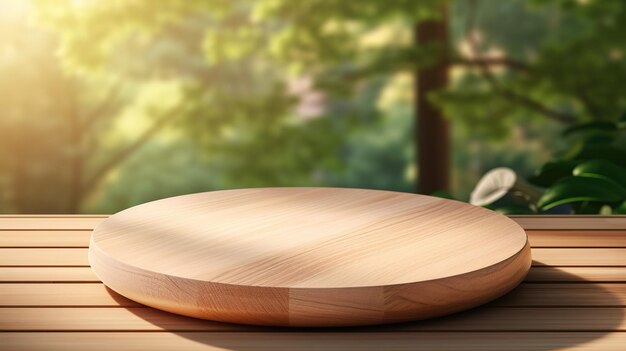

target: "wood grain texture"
[525,267,626,282]
[7,247,626,268]
[527,230,626,247]
[0,231,91,247]
[1,215,626,351]
[3,266,626,283]
[2,332,626,351]
[0,248,87,266]
[1,307,624,332]
[0,283,626,307]
[511,215,626,230]
[0,216,104,230]
[493,283,626,307]
[89,188,530,326]
[5,230,626,249]
[0,283,140,307]
[0,267,98,282]
[2,214,623,230]
[3,283,624,307]
[532,248,626,266]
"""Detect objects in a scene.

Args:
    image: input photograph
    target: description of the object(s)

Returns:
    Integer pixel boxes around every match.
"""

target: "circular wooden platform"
[89,188,531,327]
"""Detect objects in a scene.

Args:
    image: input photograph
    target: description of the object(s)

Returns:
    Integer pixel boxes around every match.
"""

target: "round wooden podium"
[89,188,531,327]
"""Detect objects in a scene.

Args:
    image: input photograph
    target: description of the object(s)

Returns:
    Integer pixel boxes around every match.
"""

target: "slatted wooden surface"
[0,215,625,350]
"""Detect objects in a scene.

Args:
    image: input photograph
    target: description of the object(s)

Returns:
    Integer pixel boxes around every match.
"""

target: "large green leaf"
[528,160,580,187]
[614,200,626,214]
[619,112,626,129]
[538,176,626,211]
[582,134,616,145]
[572,201,604,215]
[563,121,617,136]
[573,159,626,185]
[569,144,626,166]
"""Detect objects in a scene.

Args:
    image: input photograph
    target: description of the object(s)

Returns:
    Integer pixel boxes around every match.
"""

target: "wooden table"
[1,215,625,350]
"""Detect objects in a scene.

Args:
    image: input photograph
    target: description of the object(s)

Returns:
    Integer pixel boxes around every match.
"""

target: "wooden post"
[414,4,450,194]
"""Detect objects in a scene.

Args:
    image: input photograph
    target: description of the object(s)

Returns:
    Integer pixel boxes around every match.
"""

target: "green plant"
[531,115,626,214]
[468,114,626,214]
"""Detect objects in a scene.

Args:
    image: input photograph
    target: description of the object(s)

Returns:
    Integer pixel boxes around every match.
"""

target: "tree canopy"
[0,0,624,213]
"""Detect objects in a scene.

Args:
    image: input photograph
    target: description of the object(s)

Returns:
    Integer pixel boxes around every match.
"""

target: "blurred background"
[1,0,625,214]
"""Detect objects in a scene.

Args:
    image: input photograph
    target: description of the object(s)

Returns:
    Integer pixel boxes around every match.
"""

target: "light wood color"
[5,229,626,249]
[5,229,626,250]
[3,283,625,307]
[0,230,91,247]
[0,216,105,230]
[89,188,530,326]
[528,230,626,247]
[0,283,140,307]
[4,266,626,283]
[493,283,626,307]
[525,267,626,282]
[5,214,623,231]
[511,215,626,230]
[533,248,626,266]
[0,248,88,266]
[6,247,626,267]
[0,267,99,282]
[1,307,624,332]
[3,332,626,351]
[0,215,625,350]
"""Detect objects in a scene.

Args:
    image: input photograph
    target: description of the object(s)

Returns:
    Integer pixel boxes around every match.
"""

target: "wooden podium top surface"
[91,188,527,289]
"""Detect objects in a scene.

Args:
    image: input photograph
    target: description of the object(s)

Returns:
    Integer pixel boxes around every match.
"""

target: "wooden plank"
[1,216,624,351]
[4,248,626,267]
[0,215,623,231]
[528,230,626,247]
[2,283,624,307]
[0,249,87,266]
[526,267,626,282]
[0,283,140,307]
[0,231,92,247]
[0,307,624,332]
[1,332,626,351]
[1,231,623,249]
[396,307,626,332]
[0,267,98,282]
[0,215,107,218]
[532,248,626,266]
[0,307,245,332]
[0,230,624,249]
[494,283,626,307]
[0,217,104,230]
[511,215,626,230]
[2,266,625,283]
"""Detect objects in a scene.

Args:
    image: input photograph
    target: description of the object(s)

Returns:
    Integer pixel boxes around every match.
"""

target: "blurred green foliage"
[1,0,625,213]
[472,116,626,214]
[532,116,626,214]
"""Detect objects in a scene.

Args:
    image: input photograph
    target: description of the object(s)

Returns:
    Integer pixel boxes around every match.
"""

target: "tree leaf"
[528,160,580,187]
[613,200,626,214]
[569,144,626,166]
[538,176,626,211]
[572,201,604,215]
[619,111,626,129]
[563,121,617,136]
[573,159,626,185]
